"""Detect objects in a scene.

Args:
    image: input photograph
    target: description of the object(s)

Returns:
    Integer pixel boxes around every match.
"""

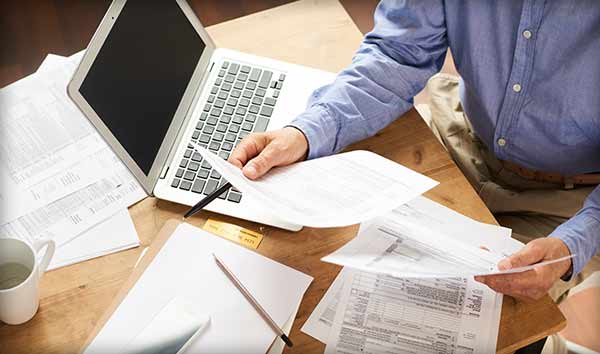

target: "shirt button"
[523,30,532,39]
[512,83,522,93]
[497,138,507,147]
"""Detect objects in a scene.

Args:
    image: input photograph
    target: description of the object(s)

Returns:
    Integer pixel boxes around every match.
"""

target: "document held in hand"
[191,145,438,228]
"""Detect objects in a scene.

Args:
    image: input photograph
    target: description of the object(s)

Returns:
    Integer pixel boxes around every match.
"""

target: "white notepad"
[83,223,313,354]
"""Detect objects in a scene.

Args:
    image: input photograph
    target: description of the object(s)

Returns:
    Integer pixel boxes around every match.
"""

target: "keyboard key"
[179,180,192,191]
[242,122,253,131]
[245,114,257,123]
[217,123,228,133]
[258,70,273,89]
[260,106,274,117]
[238,73,249,82]
[191,179,205,194]
[209,141,220,151]
[227,192,242,203]
[211,170,221,179]
[233,115,243,124]
[239,131,249,139]
[199,134,210,144]
[227,98,238,106]
[196,121,204,130]
[228,63,240,75]
[241,65,251,73]
[220,115,231,124]
[171,178,180,188]
[223,106,234,115]
[239,98,250,107]
[213,132,224,142]
[219,151,230,160]
[234,81,244,90]
[229,124,240,133]
[207,94,215,103]
[225,74,235,83]
[217,91,228,100]
[191,152,202,162]
[211,86,218,94]
[221,61,229,69]
[203,125,215,134]
[242,90,253,99]
[254,116,270,132]
[199,112,208,121]
[176,168,185,178]
[188,161,200,172]
[209,109,221,118]
[197,169,210,179]
[246,81,257,90]
[204,179,219,194]
[207,117,218,125]
[218,69,225,77]
[192,130,201,140]
[202,160,212,169]
[249,68,262,82]
[214,99,225,109]
[264,97,277,106]
[273,90,279,98]
[184,149,192,158]
[203,103,211,112]
[214,78,222,86]
[256,88,266,97]
[222,83,232,91]
[225,133,236,142]
[184,171,195,181]
[235,107,247,115]
[231,90,241,98]
[275,81,283,90]
[249,105,260,114]
[279,73,286,81]
[252,97,263,105]
[222,142,233,151]
[270,81,277,89]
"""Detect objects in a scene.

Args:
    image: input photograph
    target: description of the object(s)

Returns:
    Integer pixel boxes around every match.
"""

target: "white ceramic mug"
[0,238,55,325]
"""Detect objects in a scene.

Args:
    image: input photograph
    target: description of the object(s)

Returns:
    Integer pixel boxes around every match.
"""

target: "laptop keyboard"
[170,60,285,203]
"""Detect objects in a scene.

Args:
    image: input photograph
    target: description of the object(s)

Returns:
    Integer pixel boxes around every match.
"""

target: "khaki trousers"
[420,74,600,303]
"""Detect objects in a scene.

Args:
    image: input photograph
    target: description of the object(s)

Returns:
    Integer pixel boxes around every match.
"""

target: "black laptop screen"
[80,0,206,174]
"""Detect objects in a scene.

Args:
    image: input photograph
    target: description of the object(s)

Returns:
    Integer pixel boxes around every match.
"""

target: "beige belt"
[500,160,600,189]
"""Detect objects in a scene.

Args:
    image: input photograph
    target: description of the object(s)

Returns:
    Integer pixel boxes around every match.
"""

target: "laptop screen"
[80,0,206,174]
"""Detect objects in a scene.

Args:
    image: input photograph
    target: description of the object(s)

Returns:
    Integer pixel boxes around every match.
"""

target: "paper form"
[191,144,438,228]
[320,269,502,354]
[323,197,570,277]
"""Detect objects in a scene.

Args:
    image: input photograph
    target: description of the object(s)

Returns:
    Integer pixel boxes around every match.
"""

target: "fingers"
[228,133,269,169]
[499,239,546,270]
[243,142,286,179]
[475,267,553,301]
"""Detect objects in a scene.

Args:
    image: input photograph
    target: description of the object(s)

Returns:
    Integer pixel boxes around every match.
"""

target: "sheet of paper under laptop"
[191,144,438,228]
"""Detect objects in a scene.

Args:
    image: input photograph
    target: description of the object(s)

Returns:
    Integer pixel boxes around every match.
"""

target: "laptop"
[67,0,336,231]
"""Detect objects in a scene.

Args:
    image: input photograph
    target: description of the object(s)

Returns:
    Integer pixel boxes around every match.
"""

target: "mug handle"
[33,239,56,279]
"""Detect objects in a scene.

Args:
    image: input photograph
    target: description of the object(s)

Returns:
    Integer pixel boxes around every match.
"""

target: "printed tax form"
[193,146,438,228]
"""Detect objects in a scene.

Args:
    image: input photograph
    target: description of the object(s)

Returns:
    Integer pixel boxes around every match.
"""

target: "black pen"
[183,182,232,219]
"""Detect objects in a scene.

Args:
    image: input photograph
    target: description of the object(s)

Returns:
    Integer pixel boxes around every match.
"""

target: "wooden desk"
[0,1,565,353]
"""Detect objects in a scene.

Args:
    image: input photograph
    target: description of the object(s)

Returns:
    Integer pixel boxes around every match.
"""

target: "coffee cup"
[0,238,55,325]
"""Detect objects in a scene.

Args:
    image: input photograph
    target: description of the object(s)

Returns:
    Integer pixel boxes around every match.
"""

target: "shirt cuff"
[287,105,337,160]
[549,212,600,281]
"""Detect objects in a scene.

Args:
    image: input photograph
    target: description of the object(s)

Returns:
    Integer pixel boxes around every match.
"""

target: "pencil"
[213,253,293,348]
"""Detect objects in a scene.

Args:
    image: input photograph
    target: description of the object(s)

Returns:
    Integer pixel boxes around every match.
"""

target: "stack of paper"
[303,197,517,353]
[0,51,147,270]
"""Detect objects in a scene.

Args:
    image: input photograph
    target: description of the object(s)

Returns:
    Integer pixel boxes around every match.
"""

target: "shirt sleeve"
[549,185,600,280]
[288,0,448,159]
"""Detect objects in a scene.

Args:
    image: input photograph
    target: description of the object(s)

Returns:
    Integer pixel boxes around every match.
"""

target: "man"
[229,0,600,303]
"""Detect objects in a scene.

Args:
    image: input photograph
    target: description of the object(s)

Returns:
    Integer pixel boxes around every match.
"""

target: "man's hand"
[475,238,572,301]
[228,127,309,179]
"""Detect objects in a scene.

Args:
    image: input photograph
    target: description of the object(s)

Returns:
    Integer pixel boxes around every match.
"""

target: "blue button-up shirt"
[290,0,600,277]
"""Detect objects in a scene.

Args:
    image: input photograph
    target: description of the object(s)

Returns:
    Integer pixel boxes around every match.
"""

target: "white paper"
[267,300,301,354]
[321,196,539,277]
[191,144,438,227]
[49,209,140,270]
[84,223,313,354]
[319,269,502,354]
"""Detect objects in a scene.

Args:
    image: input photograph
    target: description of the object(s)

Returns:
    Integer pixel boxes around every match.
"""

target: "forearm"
[549,185,600,279]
